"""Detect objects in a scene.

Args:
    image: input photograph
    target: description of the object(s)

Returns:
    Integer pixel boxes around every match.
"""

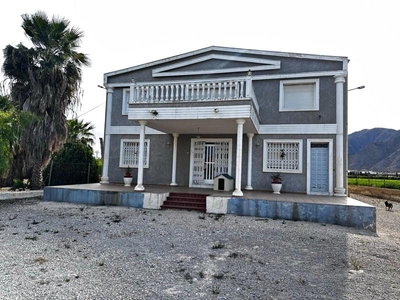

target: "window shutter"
[283,84,315,109]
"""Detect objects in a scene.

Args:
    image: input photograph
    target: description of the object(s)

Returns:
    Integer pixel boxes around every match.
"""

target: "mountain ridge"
[348,128,400,172]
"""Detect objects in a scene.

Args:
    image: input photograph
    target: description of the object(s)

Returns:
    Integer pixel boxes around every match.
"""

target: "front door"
[310,143,329,194]
[190,138,232,188]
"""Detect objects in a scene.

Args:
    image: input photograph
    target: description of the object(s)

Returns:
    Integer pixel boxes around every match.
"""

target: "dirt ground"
[0,194,399,299]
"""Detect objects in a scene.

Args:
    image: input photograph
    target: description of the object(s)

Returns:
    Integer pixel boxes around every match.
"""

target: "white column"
[233,119,245,196]
[334,75,346,196]
[100,87,114,184]
[170,133,179,186]
[135,120,147,191]
[245,133,254,190]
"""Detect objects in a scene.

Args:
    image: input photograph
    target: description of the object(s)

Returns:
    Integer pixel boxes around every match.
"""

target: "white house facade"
[100,46,349,197]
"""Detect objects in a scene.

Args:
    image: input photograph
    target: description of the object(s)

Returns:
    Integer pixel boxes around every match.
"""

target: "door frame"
[189,138,232,188]
[307,139,333,195]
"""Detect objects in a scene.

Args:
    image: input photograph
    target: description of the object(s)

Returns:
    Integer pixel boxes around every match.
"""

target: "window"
[279,79,319,111]
[119,139,150,168]
[263,139,303,173]
[122,88,130,115]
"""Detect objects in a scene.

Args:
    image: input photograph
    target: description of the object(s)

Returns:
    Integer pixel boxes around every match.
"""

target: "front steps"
[161,192,207,212]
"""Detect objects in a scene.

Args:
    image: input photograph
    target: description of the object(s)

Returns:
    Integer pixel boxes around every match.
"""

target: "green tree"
[0,95,14,177]
[43,119,100,186]
[0,94,34,182]
[43,142,100,186]
[66,119,95,150]
[2,11,90,189]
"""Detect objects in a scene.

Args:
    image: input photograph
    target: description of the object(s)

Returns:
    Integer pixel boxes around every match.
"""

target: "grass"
[33,257,47,264]
[348,177,400,190]
[349,257,363,271]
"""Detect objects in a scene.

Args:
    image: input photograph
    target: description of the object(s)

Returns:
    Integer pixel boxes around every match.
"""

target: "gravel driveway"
[0,194,399,299]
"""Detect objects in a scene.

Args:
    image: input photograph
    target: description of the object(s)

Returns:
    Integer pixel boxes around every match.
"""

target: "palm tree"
[2,11,90,189]
[66,119,95,151]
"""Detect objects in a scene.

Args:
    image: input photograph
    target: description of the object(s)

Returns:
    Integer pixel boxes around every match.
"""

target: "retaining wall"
[349,185,400,202]
[0,190,43,201]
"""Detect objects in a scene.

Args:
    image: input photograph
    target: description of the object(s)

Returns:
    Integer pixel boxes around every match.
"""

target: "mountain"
[348,128,400,172]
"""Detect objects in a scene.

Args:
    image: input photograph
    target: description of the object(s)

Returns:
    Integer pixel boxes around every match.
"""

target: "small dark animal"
[385,201,393,211]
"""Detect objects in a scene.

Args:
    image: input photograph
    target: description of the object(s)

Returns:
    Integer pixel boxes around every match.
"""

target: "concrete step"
[161,192,208,212]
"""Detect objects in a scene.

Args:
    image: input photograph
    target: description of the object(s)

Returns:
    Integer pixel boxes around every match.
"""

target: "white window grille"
[279,79,319,111]
[263,139,303,173]
[122,88,129,115]
[119,139,150,168]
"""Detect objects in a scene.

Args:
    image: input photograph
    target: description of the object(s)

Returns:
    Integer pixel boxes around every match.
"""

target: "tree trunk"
[30,161,43,190]
[5,153,28,187]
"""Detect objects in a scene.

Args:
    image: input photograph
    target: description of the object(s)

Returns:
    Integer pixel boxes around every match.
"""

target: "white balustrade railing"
[129,79,251,104]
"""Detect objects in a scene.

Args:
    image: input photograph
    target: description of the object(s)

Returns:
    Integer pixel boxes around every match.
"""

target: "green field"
[348,177,400,190]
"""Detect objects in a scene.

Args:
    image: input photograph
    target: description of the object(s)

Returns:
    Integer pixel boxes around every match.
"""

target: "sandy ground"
[0,194,399,299]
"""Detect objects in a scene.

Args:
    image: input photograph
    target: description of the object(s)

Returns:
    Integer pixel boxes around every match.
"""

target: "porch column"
[170,133,179,186]
[334,75,346,196]
[100,87,114,184]
[233,119,245,197]
[135,120,147,191]
[245,133,254,190]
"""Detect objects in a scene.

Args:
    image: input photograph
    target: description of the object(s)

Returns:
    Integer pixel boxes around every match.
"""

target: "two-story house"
[100,46,348,197]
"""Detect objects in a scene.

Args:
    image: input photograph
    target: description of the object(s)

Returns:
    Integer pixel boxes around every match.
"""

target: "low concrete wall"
[0,190,43,201]
[349,185,400,202]
[43,186,376,231]
[44,187,144,208]
[43,186,168,209]
[206,196,228,214]
[143,192,169,209]
[225,198,375,231]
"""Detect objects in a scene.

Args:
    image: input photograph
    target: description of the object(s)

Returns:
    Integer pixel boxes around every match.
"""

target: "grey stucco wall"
[255,77,337,125]
[108,132,337,193]
[108,55,340,128]
[108,134,173,185]
[104,48,347,194]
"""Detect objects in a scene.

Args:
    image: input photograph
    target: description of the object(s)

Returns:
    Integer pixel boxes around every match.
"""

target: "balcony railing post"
[185,84,189,100]
[245,70,253,98]
[130,79,136,103]
[180,84,184,101]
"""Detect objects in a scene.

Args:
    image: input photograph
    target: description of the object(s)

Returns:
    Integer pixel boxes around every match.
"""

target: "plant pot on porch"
[271,182,282,194]
[124,166,133,186]
[271,173,282,194]
[124,176,133,186]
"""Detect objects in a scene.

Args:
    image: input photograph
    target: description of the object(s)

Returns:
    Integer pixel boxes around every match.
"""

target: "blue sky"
[1,0,398,155]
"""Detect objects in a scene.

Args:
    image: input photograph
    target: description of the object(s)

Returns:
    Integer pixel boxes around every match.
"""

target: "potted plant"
[123,166,133,186]
[280,149,286,160]
[271,173,282,194]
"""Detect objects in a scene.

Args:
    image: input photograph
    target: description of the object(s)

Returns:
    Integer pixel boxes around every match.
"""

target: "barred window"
[263,140,302,173]
[119,139,150,168]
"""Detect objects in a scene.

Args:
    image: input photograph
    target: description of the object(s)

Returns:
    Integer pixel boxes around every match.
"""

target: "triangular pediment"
[105,46,347,81]
[152,53,281,77]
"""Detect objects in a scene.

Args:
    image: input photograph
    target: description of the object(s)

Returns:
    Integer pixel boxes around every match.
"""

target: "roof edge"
[104,46,348,84]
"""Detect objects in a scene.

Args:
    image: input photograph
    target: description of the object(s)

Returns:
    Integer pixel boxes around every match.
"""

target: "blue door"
[310,144,329,193]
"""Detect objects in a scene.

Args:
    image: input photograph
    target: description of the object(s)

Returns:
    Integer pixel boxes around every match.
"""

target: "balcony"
[127,76,260,134]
